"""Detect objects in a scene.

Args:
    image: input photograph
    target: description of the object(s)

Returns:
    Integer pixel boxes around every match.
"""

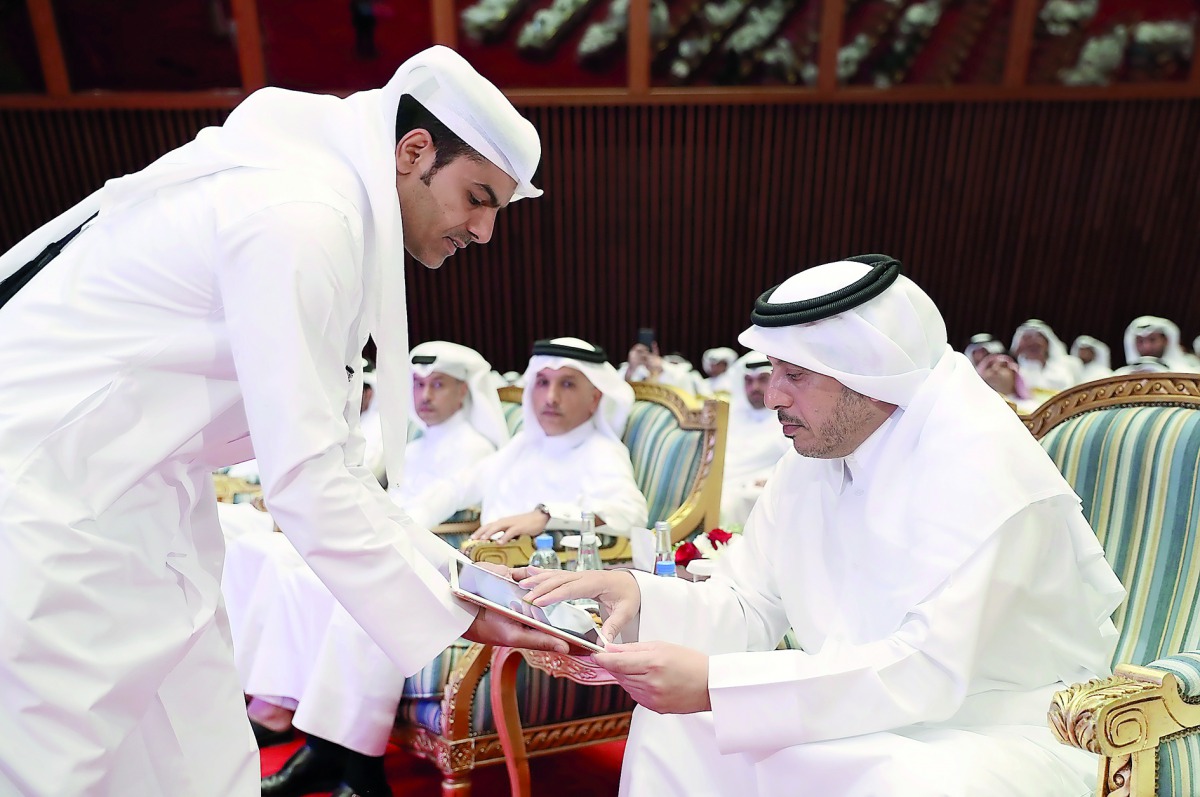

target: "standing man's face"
[394,130,517,268]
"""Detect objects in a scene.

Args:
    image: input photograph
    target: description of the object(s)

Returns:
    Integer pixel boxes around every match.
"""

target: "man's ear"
[395,128,434,176]
[590,388,603,413]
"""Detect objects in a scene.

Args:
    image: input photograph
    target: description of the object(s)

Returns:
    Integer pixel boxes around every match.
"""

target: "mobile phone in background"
[637,327,656,348]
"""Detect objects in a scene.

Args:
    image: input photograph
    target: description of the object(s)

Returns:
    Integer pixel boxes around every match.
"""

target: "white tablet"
[450,560,606,654]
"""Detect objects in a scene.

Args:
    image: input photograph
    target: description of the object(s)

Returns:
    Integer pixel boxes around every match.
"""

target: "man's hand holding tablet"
[453,561,607,654]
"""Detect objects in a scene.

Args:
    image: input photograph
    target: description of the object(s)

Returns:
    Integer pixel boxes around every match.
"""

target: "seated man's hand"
[462,606,570,654]
[515,568,640,643]
[594,641,711,715]
[470,510,549,543]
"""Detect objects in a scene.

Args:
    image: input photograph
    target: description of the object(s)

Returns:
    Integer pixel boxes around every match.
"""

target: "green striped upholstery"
[1147,651,1200,699]
[402,639,478,700]
[622,401,703,525]
[502,400,524,437]
[1039,406,1200,667]
[1159,733,1200,797]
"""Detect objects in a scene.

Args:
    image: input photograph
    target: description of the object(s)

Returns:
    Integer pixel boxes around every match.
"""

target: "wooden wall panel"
[3,100,1198,373]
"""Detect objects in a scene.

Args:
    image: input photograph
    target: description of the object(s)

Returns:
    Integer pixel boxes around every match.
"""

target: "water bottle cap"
[654,521,670,532]
[535,533,554,549]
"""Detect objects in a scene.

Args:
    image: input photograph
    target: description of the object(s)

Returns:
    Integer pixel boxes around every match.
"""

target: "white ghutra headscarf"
[409,341,509,449]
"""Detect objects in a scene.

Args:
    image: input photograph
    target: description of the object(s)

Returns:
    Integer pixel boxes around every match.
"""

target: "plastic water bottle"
[576,512,603,572]
[528,533,561,570]
[573,512,602,613]
[653,520,676,577]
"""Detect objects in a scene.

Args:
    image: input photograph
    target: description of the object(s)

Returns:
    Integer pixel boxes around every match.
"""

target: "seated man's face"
[413,371,468,426]
[765,357,893,459]
[532,366,602,436]
[980,359,1017,396]
[743,371,770,409]
[969,347,990,366]
[707,360,729,377]
[1077,345,1096,364]
[1136,332,1167,358]
[1015,332,1049,365]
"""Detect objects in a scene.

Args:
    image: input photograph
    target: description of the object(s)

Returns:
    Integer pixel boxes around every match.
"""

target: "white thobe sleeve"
[543,441,648,536]
[215,201,475,677]
[634,501,1107,755]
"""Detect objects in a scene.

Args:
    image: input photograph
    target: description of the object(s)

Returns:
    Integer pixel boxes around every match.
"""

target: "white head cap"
[410,341,509,449]
[520,337,634,440]
[701,347,739,374]
[1070,335,1112,370]
[738,256,948,407]
[393,46,542,201]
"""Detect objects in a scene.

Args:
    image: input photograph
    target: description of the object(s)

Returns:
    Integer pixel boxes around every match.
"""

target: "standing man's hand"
[594,642,711,714]
[461,607,569,653]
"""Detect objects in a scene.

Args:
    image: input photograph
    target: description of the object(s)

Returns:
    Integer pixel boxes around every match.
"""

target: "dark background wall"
[3,99,1198,373]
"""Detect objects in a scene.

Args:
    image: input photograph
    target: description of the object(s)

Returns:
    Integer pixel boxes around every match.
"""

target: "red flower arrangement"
[675,528,739,567]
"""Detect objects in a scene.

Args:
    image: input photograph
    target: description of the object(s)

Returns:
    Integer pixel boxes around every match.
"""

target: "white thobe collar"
[526,416,597,457]
[420,409,471,444]
[834,411,901,494]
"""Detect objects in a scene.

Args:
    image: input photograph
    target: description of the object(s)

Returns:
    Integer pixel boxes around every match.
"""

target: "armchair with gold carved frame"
[391,382,728,796]
[1028,374,1200,797]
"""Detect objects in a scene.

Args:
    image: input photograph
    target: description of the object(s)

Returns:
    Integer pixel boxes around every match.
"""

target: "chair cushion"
[622,401,703,525]
[1039,405,1200,667]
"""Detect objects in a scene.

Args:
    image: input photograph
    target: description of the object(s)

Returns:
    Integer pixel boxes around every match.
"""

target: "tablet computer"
[449,560,606,654]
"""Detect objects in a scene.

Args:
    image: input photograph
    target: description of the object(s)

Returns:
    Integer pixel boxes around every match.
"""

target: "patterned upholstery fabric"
[622,401,703,525]
[502,399,524,436]
[1038,405,1200,667]
[1159,733,1200,797]
[1147,650,1200,700]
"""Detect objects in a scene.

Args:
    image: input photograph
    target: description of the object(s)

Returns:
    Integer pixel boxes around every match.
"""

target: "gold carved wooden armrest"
[1049,665,1200,797]
[461,536,536,567]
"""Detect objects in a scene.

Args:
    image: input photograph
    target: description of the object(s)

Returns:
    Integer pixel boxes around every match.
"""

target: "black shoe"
[260,744,347,797]
[330,783,393,797]
[251,720,295,748]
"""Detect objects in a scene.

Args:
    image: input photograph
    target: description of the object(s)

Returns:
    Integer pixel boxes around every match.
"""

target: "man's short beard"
[797,387,875,459]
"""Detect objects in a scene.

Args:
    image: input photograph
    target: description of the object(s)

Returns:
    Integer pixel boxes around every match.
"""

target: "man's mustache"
[777,412,803,426]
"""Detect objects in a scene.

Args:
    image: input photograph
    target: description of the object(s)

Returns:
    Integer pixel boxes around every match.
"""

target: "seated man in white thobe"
[1011,319,1081,396]
[520,255,1125,797]
[220,342,508,746]
[251,337,647,796]
[718,351,792,528]
[1122,315,1200,372]
[700,346,739,395]
[1070,335,1113,383]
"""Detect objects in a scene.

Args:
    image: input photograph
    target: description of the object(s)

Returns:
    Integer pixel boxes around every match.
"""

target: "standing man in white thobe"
[718,351,791,528]
[520,256,1126,797]
[0,47,568,797]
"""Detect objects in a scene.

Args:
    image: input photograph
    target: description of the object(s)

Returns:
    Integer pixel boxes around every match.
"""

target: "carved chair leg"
[440,770,473,797]
[491,646,532,797]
